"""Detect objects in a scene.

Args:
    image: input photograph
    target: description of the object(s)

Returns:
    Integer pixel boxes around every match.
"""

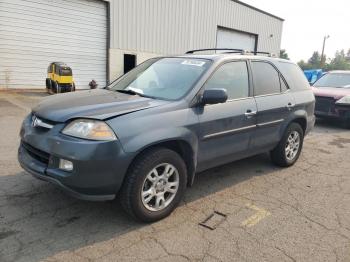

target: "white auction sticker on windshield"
[181,60,205,67]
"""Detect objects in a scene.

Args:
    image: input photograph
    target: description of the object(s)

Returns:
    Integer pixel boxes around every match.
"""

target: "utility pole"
[320,35,330,68]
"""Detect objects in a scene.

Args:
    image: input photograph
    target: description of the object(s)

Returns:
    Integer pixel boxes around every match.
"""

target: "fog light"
[59,159,73,171]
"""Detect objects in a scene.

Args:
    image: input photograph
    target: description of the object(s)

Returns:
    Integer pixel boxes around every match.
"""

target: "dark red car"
[312,70,350,127]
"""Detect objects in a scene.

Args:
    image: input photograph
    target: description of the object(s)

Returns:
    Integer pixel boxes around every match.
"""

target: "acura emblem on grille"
[32,115,38,127]
[31,115,53,129]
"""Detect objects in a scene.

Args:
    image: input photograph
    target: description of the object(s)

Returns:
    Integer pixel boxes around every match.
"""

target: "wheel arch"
[125,139,197,188]
[278,111,308,142]
[290,117,307,134]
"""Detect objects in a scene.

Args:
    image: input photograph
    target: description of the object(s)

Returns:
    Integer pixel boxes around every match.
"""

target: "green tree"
[326,49,350,70]
[308,51,322,68]
[346,49,350,62]
[279,49,289,60]
[298,60,311,70]
[298,49,350,71]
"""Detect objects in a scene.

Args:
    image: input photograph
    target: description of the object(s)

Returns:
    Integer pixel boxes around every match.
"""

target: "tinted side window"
[277,62,310,90]
[251,61,281,96]
[204,61,249,100]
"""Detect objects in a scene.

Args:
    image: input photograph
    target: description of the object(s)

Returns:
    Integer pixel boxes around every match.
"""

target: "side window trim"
[251,60,289,97]
[202,59,251,103]
[277,61,310,91]
[246,59,254,97]
[279,73,290,92]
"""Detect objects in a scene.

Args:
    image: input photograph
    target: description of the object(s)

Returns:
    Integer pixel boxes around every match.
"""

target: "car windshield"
[313,73,350,88]
[60,68,72,76]
[108,57,211,100]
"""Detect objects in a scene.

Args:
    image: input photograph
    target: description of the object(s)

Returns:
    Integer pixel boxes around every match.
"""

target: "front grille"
[315,96,335,113]
[21,141,50,165]
[58,84,74,92]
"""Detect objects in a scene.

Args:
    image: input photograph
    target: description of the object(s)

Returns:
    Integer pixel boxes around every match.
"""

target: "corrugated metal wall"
[108,0,283,55]
[0,0,107,89]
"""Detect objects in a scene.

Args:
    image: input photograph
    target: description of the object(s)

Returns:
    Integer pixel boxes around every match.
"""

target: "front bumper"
[315,108,350,120]
[315,96,350,121]
[18,114,134,201]
[57,83,74,93]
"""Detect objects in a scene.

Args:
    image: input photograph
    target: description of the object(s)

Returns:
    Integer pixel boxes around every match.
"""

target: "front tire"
[270,123,304,167]
[51,81,58,93]
[45,78,52,91]
[120,148,187,222]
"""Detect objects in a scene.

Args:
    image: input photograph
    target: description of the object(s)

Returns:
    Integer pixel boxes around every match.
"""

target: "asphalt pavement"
[0,91,349,262]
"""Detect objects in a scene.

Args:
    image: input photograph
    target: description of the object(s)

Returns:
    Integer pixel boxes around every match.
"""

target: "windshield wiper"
[116,89,145,97]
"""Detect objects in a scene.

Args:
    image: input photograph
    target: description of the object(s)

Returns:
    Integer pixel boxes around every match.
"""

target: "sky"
[242,0,350,62]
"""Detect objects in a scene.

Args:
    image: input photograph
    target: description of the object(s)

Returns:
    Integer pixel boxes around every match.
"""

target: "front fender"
[106,105,200,186]
[107,105,200,154]
[117,126,199,187]
[121,126,198,154]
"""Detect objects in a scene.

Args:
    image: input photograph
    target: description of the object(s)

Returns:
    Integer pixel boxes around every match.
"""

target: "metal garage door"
[216,27,257,52]
[0,0,107,89]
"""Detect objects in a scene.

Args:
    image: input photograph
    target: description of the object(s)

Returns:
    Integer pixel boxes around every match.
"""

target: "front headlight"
[336,95,350,105]
[62,119,117,141]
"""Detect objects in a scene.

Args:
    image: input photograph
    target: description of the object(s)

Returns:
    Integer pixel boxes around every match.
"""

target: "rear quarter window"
[277,61,310,91]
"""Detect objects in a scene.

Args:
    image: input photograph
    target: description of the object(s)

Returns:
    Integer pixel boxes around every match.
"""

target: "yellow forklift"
[46,62,75,93]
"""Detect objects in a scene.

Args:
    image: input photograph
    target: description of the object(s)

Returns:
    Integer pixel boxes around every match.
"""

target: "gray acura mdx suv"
[18,49,315,222]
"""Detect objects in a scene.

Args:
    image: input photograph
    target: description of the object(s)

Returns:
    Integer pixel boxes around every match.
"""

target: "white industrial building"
[0,0,283,89]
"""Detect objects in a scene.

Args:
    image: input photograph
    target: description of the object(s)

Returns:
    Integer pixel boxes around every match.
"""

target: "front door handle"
[245,109,257,118]
[286,102,295,110]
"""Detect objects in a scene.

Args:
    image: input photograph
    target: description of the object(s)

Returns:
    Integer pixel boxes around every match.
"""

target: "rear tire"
[270,123,304,167]
[56,82,61,93]
[120,148,187,222]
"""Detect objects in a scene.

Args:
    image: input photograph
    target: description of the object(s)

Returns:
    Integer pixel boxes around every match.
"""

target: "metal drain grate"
[199,211,227,230]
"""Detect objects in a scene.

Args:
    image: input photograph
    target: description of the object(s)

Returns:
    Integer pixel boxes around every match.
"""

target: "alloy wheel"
[141,163,179,212]
[285,131,300,161]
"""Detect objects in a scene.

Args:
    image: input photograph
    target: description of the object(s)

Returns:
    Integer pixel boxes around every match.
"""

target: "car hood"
[312,86,350,100]
[33,89,168,122]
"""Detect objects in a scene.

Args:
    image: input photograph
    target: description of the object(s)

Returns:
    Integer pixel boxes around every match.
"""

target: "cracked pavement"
[0,91,349,262]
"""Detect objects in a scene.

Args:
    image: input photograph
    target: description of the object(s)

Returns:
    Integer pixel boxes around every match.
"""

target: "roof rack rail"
[221,51,246,54]
[244,51,275,57]
[186,48,244,54]
[251,51,271,55]
[185,48,273,57]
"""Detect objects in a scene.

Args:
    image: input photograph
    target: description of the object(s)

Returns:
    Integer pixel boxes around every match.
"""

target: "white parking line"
[1,95,30,113]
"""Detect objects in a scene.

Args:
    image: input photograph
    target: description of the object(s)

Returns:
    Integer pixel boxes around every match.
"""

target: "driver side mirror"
[201,88,228,105]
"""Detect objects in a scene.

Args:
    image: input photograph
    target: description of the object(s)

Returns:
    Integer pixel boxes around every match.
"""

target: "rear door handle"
[244,109,257,118]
